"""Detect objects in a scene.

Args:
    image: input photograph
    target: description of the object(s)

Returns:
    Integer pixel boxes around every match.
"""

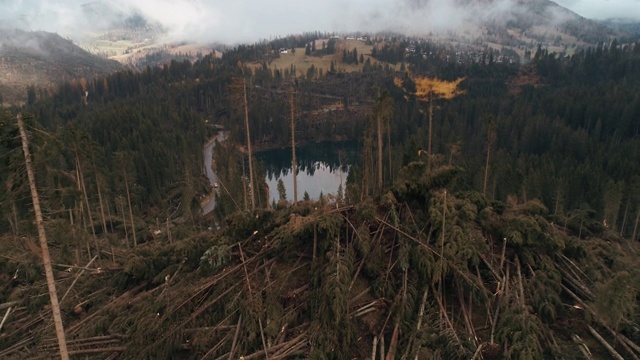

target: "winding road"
[202,131,226,215]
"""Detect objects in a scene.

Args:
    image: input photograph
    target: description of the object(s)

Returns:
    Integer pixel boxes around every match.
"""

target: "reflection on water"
[255,141,359,203]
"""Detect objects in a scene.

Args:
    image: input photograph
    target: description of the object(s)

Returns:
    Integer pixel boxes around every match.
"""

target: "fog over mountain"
[1,0,638,45]
[555,0,640,21]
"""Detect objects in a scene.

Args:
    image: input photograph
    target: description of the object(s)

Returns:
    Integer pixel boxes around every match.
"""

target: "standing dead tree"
[374,90,393,192]
[240,63,256,210]
[394,70,465,171]
[115,152,137,247]
[483,116,497,196]
[290,83,298,204]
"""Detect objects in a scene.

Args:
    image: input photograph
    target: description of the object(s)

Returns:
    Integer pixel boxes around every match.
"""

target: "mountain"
[0,29,123,105]
[478,0,625,46]
[600,19,640,36]
[399,0,626,59]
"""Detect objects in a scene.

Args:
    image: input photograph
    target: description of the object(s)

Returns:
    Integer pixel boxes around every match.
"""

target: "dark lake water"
[255,141,359,203]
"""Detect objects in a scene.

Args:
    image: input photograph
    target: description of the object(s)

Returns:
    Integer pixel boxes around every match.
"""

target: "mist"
[555,0,640,21]
[1,0,638,46]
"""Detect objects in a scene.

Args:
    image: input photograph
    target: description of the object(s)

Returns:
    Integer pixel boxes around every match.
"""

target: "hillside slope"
[0,29,123,104]
[473,0,625,50]
[600,19,640,36]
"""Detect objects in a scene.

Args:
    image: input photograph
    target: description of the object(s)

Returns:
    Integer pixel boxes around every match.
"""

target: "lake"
[255,141,359,203]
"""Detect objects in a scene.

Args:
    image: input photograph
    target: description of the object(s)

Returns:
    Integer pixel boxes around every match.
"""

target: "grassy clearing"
[260,39,400,76]
[81,39,136,56]
[82,37,216,65]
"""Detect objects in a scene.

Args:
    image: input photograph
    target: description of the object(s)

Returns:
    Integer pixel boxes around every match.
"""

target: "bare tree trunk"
[123,169,137,246]
[612,194,622,232]
[620,199,630,236]
[95,174,113,263]
[312,223,317,262]
[264,181,271,209]
[118,199,129,248]
[17,113,69,360]
[238,243,268,358]
[578,218,584,239]
[386,322,400,360]
[588,325,625,360]
[0,307,11,332]
[632,209,640,241]
[290,85,298,204]
[227,314,242,360]
[482,146,491,196]
[483,119,495,196]
[241,66,256,210]
[242,156,248,211]
[387,118,393,183]
[408,286,430,360]
[369,131,376,197]
[361,131,374,201]
[427,93,433,171]
[439,190,447,324]
[105,193,114,233]
[76,177,91,258]
[441,191,447,278]
[69,209,80,264]
[77,201,92,258]
[372,336,378,360]
[377,112,383,192]
[76,153,99,254]
[95,174,108,236]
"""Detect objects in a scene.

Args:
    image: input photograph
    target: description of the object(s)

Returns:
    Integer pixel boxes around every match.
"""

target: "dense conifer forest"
[0,35,639,358]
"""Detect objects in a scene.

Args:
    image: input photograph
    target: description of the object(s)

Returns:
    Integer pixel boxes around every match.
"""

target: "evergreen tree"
[277,178,287,202]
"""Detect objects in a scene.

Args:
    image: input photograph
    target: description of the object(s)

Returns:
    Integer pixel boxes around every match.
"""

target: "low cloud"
[0,0,637,45]
[555,0,640,21]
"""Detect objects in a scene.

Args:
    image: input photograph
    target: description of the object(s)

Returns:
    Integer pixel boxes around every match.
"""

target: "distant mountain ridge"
[481,0,625,44]
[0,0,631,105]
[403,0,625,52]
[0,29,123,104]
[600,18,640,36]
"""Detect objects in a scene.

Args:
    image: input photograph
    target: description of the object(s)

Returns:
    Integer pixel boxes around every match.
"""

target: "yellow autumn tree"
[395,70,465,170]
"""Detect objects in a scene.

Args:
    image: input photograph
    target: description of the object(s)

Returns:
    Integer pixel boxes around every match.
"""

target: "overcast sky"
[555,0,640,20]
[0,0,638,44]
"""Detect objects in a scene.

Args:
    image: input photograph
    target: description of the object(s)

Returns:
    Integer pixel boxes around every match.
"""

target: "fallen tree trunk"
[18,112,69,360]
[0,307,11,332]
[587,325,624,360]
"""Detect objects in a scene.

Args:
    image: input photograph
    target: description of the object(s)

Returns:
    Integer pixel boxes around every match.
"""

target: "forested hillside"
[0,35,639,358]
[0,29,123,104]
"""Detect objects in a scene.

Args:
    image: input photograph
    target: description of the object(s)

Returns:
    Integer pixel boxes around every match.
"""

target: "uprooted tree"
[1,151,638,359]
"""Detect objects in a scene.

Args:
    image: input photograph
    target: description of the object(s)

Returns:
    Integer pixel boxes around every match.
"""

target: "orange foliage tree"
[395,70,465,170]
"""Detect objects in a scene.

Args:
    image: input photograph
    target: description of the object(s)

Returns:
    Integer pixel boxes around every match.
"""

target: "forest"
[0,34,639,359]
